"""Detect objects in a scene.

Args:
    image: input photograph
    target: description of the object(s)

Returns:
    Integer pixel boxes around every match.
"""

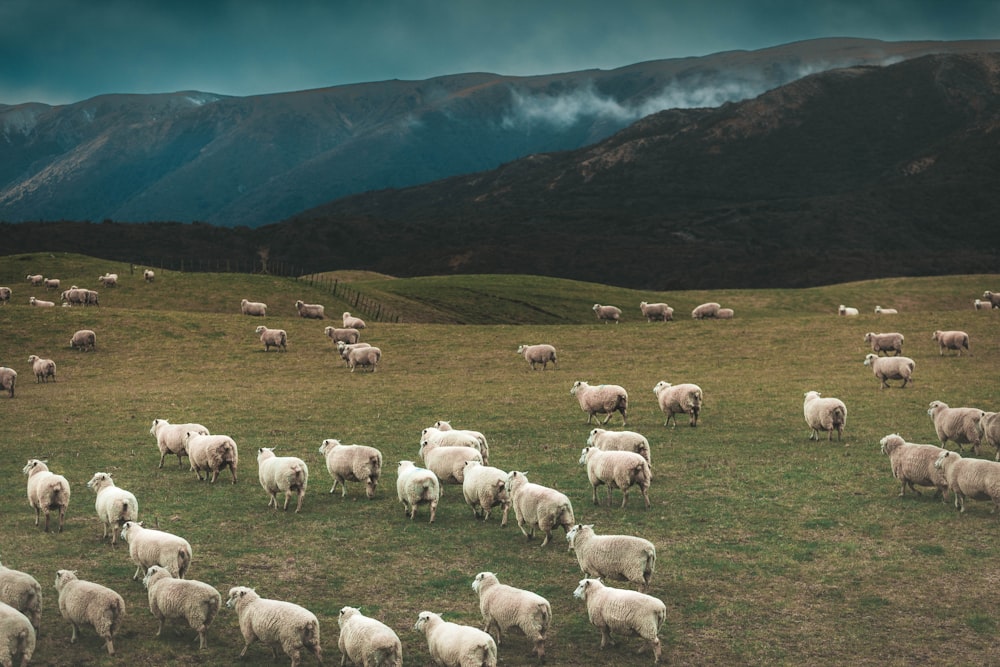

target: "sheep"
[691,301,721,319]
[974,299,988,310]
[976,412,1000,462]
[566,524,656,592]
[573,578,666,663]
[0,287,9,304]
[472,572,550,661]
[419,443,483,485]
[396,461,440,522]
[225,586,323,667]
[879,434,950,499]
[143,269,155,282]
[0,368,15,398]
[638,301,673,322]
[932,330,971,356]
[183,432,239,484]
[22,459,70,533]
[716,307,735,319]
[838,304,859,316]
[0,600,35,667]
[517,344,558,370]
[257,448,308,513]
[592,303,621,323]
[120,521,192,581]
[982,290,1000,308]
[337,606,402,667]
[54,569,125,655]
[431,421,490,463]
[864,332,904,356]
[98,273,118,287]
[927,401,985,455]
[571,380,628,426]
[348,345,381,373]
[874,305,898,314]
[325,326,361,345]
[652,380,703,428]
[421,425,486,463]
[84,289,100,306]
[149,419,210,469]
[142,565,220,650]
[28,296,54,307]
[505,470,575,547]
[864,353,915,389]
[934,450,1000,514]
[413,611,497,667]
[579,447,652,509]
[70,329,96,352]
[25,275,43,286]
[587,428,652,464]
[240,298,267,316]
[318,438,382,498]
[802,391,847,442]
[337,341,372,365]
[461,461,510,525]
[255,325,287,352]
[343,311,367,329]
[43,278,60,290]
[85,472,138,545]
[295,300,325,319]
[25,355,55,383]
[0,560,42,633]
[61,287,86,306]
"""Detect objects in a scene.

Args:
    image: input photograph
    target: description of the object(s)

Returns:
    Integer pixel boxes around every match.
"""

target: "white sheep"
[0,600,35,667]
[0,287,10,304]
[318,438,382,498]
[567,524,656,592]
[143,269,155,282]
[932,330,971,356]
[579,447,652,509]
[70,329,96,352]
[348,345,382,373]
[472,572,550,661]
[255,325,287,352]
[571,381,629,426]
[517,343,558,370]
[43,277,60,290]
[874,305,898,314]
[142,565,220,650]
[879,434,949,499]
[802,391,847,442]
[639,301,673,322]
[0,560,41,632]
[421,425,482,451]
[149,418,209,469]
[25,354,55,383]
[431,421,490,463]
[22,459,71,533]
[506,470,575,547]
[54,570,125,655]
[864,353,915,389]
[976,412,1000,461]
[84,289,100,306]
[28,296,54,307]
[325,326,361,345]
[342,311,367,329]
[120,521,192,581]
[413,611,497,667]
[85,472,138,545]
[461,461,510,525]
[337,341,372,365]
[592,303,621,323]
[573,578,666,663]
[587,428,652,464]
[257,448,308,513]
[934,450,1000,514]
[0,368,14,398]
[418,443,483,485]
[691,302,721,319]
[240,299,267,316]
[337,606,402,667]
[396,461,440,522]
[974,298,988,310]
[982,290,1000,309]
[61,287,86,306]
[98,273,118,287]
[652,380,703,428]
[226,586,323,667]
[927,400,985,454]
[295,300,325,319]
[864,332,904,356]
[716,307,735,319]
[838,304,859,316]
[25,275,43,286]
[184,432,239,484]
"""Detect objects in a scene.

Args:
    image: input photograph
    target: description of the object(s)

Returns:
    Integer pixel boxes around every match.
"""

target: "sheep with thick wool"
[573,578,667,664]
[0,601,34,667]
[44,278,60,289]
[414,610,497,667]
[0,287,10,304]
[567,524,656,592]
[326,326,361,345]
[461,461,510,525]
[691,301,721,319]
[337,341,371,365]
[348,345,381,372]
[256,448,308,513]
[472,572,550,661]
[878,434,949,499]
[54,570,125,656]
[26,355,55,383]
[506,471,575,547]
[97,273,118,287]
[85,472,138,545]
[70,329,96,352]
[571,381,628,426]
[342,311,367,329]
[932,330,971,356]
[149,419,209,469]
[803,391,847,442]
[587,428,651,464]
[0,368,14,398]
[142,565,220,650]
[240,299,267,316]
[294,300,325,320]
[927,401,985,454]
[226,586,323,667]
[421,425,487,463]
[934,451,1000,514]
[28,297,54,307]
[592,303,621,323]
[255,325,287,352]
[639,301,673,322]
[517,343,558,370]
[983,290,1000,308]
[337,606,402,667]
[874,305,898,314]
[864,332,904,356]
[318,438,382,498]
[143,269,155,282]
[838,305,859,316]
[396,461,440,522]
[976,411,1000,461]
[22,459,70,533]
[652,380,703,428]
[418,443,483,485]
[0,561,41,633]
[579,447,652,509]
[25,275,43,286]
[864,354,914,389]
[183,432,239,484]
[431,421,490,463]
[120,521,192,581]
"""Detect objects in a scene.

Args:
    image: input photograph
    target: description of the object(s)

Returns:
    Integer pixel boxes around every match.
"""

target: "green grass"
[1,253,999,665]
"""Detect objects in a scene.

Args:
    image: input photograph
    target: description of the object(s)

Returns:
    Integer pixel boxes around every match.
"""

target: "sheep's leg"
[599,626,614,648]
[619,487,629,509]
[33,506,40,528]
[640,486,651,509]
[158,453,166,468]
[295,490,305,513]
[592,485,600,505]
[58,507,65,532]
[70,621,79,643]
[428,499,437,523]
[133,564,145,580]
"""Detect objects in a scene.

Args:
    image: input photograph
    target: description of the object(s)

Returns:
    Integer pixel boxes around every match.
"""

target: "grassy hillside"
[1,254,999,666]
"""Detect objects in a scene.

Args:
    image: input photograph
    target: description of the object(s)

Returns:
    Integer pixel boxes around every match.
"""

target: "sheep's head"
[653,381,671,396]
[934,450,958,470]
[573,578,598,600]
[256,447,275,462]
[142,565,171,589]
[319,438,340,455]
[338,606,360,626]
[578,447,593,465]
[864,354,877,366]
[927,401,948,418]
[472,571,498,594]
[414,611,436,633]
[54,569,78,590]
[120,521,142,542]
[226,586,257,609]
[255,325,266,335]
[879,434,904,456]
[86,472,112,492]
[22,459,46,475]
[570,381,587,396]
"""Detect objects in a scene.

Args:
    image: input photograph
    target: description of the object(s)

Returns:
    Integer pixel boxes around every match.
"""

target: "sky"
[2,0,998,106]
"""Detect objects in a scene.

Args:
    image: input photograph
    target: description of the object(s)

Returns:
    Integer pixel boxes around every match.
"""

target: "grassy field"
[1,253,999,666]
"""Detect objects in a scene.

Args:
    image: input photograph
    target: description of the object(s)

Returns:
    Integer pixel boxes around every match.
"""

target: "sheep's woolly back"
[54,570,125,655]
[143,567,220,649]
[0,600,35,666]
[337,606,402,667]
[414,611,497,667]
[420,445,483,484]
[226,587,322,664]
[256,449,308,512]
[462,462,510,524]
[567,524,656,591]
[396,461,440,522]
[185,433,239,484]
[0,562,42,632]
[472,572,550,659]
[580,447,652,508]
[587,428,652,464]
[803,391,847,441]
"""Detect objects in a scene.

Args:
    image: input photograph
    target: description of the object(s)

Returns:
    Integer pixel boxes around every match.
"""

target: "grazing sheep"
[571,381,628,426]
[226,586,323,667]
[932,330,971,356]
[85,472,138,545]
[143,269,155,282]
[255,325,287,352]
[579,447,652,509]
[934,450,1000,514]
[318,438,382,498]
[0,287,10,304]
[652,380,703,428]
[337,341,372,366]
[874,305,897,314]
[54,570,125,656]
[506,471,575,547]
[838,305,859,316]
[325,326,360,345]
[294,300,325,319]
[337,606,402,667]
[639,301,673,322]
[976,412,1000,461]
[256,448,308,513]
[927,401,985,454]
[716,307,735,319]
[431,421,490,463]
[592,304,621,324]
[691,302,721,319]
[567,524,656,592]
[413,611,497,667]
[25,275,43,286]
[396,461,440,522]
[98,273,118,287]
[28,296,54,307]
[184,432,239,484]
[348,345,381,373]
[462,461,510,525]
[240,299,267,317]
[43,278,60,290]
[0,600,35,667]
[149,419,209,469]
[517,344,558,370]
[864,354,915,389]
[22,459,70,533]
[587,428,652,464]
[0,368,15,398]
[142,566,220,650]
[70,329,96,352]
[879,434,949,499]
[419,443,483,485]
[0,560,42,633]
[342,311,367,329]
[472,572,550,661]
[864,332,904,356]
[120,521,192,581]
[26,355,55,383]
[982,290,1000,309]
[573,578,666,663]
[802,391,847,442]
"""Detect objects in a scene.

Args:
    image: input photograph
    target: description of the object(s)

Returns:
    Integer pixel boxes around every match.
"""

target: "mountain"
[2,38,998,228]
